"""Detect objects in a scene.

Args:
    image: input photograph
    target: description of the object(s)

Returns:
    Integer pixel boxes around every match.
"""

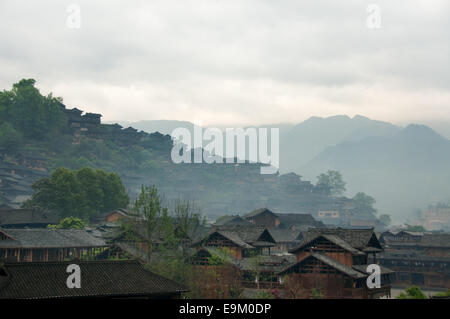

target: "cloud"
[0,0,449,125]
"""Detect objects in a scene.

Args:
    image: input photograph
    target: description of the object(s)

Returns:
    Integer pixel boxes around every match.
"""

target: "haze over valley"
[110,115,450,223]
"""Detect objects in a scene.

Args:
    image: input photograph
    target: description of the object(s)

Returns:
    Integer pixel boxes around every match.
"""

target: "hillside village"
[1,205,449,299]
[0,83,387,228]
[0,80,449,300]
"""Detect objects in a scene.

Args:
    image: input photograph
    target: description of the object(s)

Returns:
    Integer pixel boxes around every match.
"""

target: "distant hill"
[114,116,399,173]
[300,124,450,221]
[13,77,447,223]
[106,115,450,222]
[2,80,355,221]
[279,115,400,173]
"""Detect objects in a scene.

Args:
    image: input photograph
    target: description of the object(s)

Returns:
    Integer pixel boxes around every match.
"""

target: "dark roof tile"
[0,209,59,227]
[0,260,187,299]
[279,253,367,279]
[0,228,107,248]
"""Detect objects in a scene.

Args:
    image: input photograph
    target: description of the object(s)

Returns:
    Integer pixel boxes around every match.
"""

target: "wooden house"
[244,208,324,231]
[278,228,393,299]
[276,213,325,231]
[0,228,109,262]
[242,208,325,253]
[378,232,450,289]
[214,215,252,227]
[269,229,301,253]
[102,208,137,224]
[198,225,276,259]
[244,208,280,228]
[191,247,295,291]
[380,230,423,245]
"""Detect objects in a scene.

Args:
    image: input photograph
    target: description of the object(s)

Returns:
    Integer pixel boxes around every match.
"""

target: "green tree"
[352,192,377,217]
[132,185,170,260]
[247,250,263,289]
[173,199,206,257]
[317,170,346,197]
[396,286,428,299]
[23,167,129,220]
[0,122,22,150]
[311,288,323,299]
[0,79,67,140]
[253,290,276,299]
[433,290,450,298]
[48,216,85,229]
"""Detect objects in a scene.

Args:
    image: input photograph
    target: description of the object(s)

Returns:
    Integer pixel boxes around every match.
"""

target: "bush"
[253,290,276,299]
[23,167,129,220]
[396,286,428,299]
[48,216,85,229]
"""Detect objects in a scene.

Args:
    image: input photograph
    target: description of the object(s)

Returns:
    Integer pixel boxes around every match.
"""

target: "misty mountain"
[279,115,400,173]
[112,116,399,172]
[300,124,450,222]
[109,116,450,222]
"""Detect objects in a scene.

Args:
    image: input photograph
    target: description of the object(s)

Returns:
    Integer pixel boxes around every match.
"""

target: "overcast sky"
[0,0,449,127]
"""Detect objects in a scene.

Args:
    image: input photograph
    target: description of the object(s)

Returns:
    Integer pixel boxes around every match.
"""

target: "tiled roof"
[289,233,365,255]
[378,251,450,262]
[419,233,450,247]
[269,229,301,243]
[214,230,254,249]
[321,234,365,255]
[0,209,59,227]
[352,264,395,275]
[0,228,107,248]
[276,213,325,229]
[293,227,381,252]
[0,260,187,299]
[381,232,450,248]
[199,225,276,249]
[213,225,276,245]
[237,255,297,273]
[214,215,252,226]
[244,208,275,218]
[279,253,367,279]
[311,253,367,278]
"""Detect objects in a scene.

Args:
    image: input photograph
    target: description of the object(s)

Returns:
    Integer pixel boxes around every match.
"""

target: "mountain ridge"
[300,124,450,221]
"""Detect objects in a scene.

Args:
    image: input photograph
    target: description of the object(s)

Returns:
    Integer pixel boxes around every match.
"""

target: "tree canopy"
[352,192,377,218]
[316,170,346,197]
[23,167,129,220]
[396,286,428,299]
[0,122,22,150]
[48,216,85,229]
[0,79,67,140]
